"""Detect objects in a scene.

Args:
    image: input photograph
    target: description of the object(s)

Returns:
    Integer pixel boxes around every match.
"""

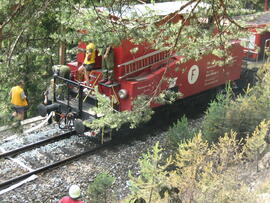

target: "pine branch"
[0,0,24,30]
[7,0,56,66]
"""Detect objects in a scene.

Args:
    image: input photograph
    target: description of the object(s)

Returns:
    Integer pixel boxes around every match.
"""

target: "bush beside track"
[124,63,270,202]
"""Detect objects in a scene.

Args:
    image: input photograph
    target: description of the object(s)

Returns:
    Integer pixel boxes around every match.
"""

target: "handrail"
[118,55,171,79]
[55,75,94,91]
[118,50,171,79]
[117,50,163,67]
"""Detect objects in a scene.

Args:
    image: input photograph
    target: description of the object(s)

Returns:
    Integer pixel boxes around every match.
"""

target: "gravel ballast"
[0,124,168,202]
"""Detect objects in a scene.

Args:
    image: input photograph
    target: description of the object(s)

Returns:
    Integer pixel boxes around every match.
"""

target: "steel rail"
[0,131,75,159]
[0,141,112,189]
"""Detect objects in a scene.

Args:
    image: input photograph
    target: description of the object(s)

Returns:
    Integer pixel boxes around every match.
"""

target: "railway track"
[0,87,219,198]
[0,131,75,159]
[0,126,112,193]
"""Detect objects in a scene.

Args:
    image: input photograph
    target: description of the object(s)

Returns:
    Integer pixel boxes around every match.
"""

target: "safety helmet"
[69,184,81,199]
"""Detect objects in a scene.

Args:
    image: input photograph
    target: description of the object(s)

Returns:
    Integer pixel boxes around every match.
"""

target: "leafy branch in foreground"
[55,0,265,69]
[84,88,180,131]
[84,92,154,130]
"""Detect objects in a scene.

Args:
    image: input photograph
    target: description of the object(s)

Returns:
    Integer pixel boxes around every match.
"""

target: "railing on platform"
[117,50,171,79]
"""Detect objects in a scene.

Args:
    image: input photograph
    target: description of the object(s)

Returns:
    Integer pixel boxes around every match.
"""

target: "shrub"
[202,89,232,143]
[126,132,257,203]
[0,112,10,125]
[243,120,270,161]
[127,142,172,203]
[168,132,256,202]
[167,115,196,148]
[87,172,115,203]
[203,64,270,143]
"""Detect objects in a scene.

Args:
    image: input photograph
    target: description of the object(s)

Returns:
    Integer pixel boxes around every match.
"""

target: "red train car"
[240,12,270,60]
[38,1,245,136]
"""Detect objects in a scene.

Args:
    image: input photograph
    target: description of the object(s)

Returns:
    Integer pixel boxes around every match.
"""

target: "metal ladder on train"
[118,50,171,79]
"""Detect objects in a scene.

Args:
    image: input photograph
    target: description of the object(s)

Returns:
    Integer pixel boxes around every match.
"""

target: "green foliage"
[52,65,70,79]
[59,0,254,66]
[201,87,232,143]
[203,64,270,143]
[243,120,270,161]
[194,170,256,203]
[166,115,196,148]
[127,131,259,202]
[127,142,172,203]
[171,131,256,202]
[84,90,154,130]
[84,85,183,131]
[212,131,244,171]
[87,172,115,203]
[0,0,104,119]
[154,89,182,105]
[173,133,210,190]
[0,112,11,126]
[192,133,249,203]
[0,0,65,118]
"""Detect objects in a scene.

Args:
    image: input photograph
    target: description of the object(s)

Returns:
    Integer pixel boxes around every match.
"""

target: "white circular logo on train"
[188,65,199,84]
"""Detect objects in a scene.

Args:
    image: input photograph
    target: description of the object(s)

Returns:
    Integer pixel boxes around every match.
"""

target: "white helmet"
[69,184,81,199]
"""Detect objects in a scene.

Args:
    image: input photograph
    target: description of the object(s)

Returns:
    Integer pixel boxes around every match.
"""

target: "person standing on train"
[78,40,96,85]
[58,185,85,203]
[100,45,114,85]
[9,80,28,121]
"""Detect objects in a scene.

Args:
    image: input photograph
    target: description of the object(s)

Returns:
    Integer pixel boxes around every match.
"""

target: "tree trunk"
[0,26,2,49]
[265,0,269,11]
[59,41,66,65]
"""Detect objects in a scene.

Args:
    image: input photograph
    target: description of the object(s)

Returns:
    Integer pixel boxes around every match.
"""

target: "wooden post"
[58,24,66,65]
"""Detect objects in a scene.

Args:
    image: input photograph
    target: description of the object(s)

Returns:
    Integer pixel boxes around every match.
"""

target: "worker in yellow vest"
[78,41,96,85]
[9,80,28,121]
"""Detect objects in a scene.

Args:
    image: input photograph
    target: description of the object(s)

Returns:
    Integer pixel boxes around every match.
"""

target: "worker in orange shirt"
[9,80,28,121]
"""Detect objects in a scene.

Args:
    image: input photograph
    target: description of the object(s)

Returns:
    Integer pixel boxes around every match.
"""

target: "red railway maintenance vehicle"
[38,1,270,140]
